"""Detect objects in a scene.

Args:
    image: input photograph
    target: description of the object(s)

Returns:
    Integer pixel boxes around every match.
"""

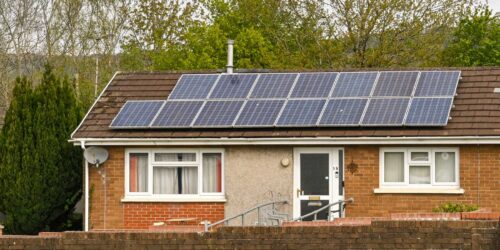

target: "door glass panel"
[300,153,329,195]
[338,150,343,195]
[300,200,329,221]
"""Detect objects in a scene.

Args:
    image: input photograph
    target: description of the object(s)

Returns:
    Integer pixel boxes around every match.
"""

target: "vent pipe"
[226,39,234,74]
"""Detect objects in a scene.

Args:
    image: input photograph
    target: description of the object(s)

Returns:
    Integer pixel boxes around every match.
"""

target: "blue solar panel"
[193,101,244,127]
[405,98,453,126]
[276,99,326,126]
[151,101,203,127]
[209,74,258,99]
[250,73,298,98]
[169,74,219,99]
[235,100,285,126]
[290,73,337,98]
[361,98,410,126]
[373,72,418,97]
[331,72,378,97]
[414,71,460,96]
[110,101,164,128]
[319,99,368,126]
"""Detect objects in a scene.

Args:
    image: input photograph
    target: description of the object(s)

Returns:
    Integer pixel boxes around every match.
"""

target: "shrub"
[432,203,478,213]
[0,66,83,234]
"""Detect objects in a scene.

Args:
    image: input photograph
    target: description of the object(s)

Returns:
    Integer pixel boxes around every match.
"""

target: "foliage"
[0,66,83,234]
[432,202,479,213]
[443,8,500,66]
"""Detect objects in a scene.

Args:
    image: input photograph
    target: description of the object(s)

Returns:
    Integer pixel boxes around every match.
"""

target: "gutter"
[70,136,500,146]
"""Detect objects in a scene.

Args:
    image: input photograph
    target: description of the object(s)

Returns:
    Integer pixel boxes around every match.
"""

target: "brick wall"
[344,145,500,217]
[0,221,498,249]
[124,202,224,229]
[89,147,224,230]
[89,147,125,230]
[89,145,499,230]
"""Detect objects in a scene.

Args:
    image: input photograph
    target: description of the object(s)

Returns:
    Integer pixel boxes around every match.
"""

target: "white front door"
[293,148,344,220]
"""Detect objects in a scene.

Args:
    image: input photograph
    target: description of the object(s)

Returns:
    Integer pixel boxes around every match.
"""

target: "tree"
[443,8,500,66]
[0,66,83,234]
[328,0,474,67]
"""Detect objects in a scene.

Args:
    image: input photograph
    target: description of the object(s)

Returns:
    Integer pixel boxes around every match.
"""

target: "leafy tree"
[0,66,83,234]
[443,8,500,66]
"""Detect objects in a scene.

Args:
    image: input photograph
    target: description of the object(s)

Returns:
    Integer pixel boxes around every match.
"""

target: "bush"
[432,203,478,213]
[0,65,83,234]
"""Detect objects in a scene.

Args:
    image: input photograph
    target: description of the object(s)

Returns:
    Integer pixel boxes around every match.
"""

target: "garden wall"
[0,220,498,249]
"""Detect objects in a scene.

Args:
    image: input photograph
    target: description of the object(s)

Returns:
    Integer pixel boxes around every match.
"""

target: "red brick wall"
[89,147,125,230]
[344,145,500,217]
[88,145,499,230]
[88,147,225,230]
[124,203,224,229]
[1,221,499,249]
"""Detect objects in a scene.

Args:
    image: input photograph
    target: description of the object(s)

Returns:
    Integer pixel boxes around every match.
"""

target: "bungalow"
[70,66,500,231]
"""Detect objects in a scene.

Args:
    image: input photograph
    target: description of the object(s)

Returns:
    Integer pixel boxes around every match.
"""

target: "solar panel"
[250,73,298,98]
[372,71,418,97]
[235,100,285,126]
[290,73,337,98]
[331,72,378,97]
[209,74,258,99]
[319,98,368,126]
[414,71,460,96]
[151,101,203,127]
[361,98,410,126]
[193,101,244,127]
[276,99,326,126]
[405,98,453,126]
[169,74,219,99]
[110,101,164,128]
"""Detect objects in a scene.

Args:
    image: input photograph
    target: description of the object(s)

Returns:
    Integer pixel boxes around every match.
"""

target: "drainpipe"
[81,140,90,232]
[226,39,234,74]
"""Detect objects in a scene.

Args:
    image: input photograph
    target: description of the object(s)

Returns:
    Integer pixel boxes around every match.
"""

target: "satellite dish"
[84,147,109,167]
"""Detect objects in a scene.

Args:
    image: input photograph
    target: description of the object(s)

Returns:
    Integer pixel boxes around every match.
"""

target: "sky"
[487,0,500,12]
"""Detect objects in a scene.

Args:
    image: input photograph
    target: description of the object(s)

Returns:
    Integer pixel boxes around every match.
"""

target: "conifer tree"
[0,66,82,234]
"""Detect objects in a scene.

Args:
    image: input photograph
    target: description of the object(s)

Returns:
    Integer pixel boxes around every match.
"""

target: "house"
[70,66,500,231]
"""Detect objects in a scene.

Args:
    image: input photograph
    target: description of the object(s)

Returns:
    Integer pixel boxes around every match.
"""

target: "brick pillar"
[0,224,4,236]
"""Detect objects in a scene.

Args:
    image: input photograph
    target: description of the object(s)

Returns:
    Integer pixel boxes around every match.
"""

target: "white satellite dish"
[84,147,109,167]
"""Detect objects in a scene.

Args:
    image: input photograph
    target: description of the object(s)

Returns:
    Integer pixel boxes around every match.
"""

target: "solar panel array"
[109,71,460,129]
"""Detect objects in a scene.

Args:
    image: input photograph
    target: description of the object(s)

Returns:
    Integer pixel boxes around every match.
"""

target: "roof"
[71,67,500,140]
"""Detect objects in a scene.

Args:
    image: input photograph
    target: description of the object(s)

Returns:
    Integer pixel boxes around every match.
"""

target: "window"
[125,149,224,201]
[380,148,459,188]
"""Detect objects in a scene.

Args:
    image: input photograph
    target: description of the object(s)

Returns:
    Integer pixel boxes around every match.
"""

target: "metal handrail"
[203,199,288,232]
[292,198,354,222]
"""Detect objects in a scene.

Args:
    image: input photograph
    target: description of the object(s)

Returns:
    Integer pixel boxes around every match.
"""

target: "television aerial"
[84,146,109,168]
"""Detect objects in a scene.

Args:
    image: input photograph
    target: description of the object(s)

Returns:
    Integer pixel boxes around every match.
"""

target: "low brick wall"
[0,221,498,249]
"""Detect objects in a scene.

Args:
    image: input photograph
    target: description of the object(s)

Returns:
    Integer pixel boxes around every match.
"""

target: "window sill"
[121,196,227,203]
[373,187,464,194]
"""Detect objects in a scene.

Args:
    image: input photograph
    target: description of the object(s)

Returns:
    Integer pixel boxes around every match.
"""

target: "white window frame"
[379,147,460,189]
[124,148,225,202]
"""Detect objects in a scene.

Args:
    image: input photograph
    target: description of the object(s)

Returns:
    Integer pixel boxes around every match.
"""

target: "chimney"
[226,39,234,74]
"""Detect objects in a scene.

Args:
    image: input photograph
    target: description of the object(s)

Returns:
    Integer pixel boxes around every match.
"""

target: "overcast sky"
[487,0,500,12]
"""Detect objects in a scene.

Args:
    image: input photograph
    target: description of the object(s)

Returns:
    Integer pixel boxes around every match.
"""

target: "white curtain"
[153,168,178,194]
[137,155,148,192]
[155,153,196,162]
[409,166,430,184]
[203,154,218,192]
[181,168,198,194]
[384,152,404,182]
[435,152,455,182]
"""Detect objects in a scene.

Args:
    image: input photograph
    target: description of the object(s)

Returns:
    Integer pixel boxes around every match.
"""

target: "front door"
[293,148,344,220]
